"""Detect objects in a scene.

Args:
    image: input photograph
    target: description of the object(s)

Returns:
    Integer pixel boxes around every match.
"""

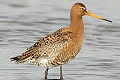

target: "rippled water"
[0,0,120,80]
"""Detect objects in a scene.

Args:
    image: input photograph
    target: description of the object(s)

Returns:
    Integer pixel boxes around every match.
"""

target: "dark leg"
[60,65,63,80]
[45,67,49,80]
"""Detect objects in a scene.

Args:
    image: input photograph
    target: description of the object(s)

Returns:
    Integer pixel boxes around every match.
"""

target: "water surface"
[0,0,120,80]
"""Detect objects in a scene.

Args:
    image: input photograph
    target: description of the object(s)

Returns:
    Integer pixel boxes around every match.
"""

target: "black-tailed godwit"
[10,3,112,80]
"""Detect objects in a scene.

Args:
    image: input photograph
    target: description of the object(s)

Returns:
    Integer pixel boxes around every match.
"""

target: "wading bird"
[10,3,112,80]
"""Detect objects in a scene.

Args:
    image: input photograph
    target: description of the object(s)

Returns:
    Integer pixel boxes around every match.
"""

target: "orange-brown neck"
[70,14,84,39]
[69,13,84,49]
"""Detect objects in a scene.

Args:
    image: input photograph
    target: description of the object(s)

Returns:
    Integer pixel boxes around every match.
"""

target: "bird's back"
[10,27,82,67]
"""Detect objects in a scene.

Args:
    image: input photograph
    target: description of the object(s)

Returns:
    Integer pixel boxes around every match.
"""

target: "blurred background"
[0,0,120,80]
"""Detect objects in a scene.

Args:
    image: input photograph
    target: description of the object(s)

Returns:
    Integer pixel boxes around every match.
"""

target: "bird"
[10,3,112,80]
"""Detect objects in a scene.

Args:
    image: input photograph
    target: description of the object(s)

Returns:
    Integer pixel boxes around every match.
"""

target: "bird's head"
[71,3,112,22]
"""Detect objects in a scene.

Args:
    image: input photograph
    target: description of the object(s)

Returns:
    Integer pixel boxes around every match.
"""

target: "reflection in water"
[0,0,120,80]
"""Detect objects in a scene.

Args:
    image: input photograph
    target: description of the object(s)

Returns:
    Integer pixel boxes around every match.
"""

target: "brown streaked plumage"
[10,3,112,80]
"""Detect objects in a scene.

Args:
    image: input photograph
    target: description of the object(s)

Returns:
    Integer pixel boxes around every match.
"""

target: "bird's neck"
[70,15,84,37]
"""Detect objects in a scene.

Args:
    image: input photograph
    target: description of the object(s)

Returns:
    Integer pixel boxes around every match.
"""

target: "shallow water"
[0,0,120,80]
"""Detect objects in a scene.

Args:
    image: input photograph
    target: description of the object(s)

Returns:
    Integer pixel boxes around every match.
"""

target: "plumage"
[11,28,73,66]
[10,3,111,80]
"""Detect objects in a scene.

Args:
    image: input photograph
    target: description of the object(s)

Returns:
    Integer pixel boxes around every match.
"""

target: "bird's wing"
[11,28,72,65]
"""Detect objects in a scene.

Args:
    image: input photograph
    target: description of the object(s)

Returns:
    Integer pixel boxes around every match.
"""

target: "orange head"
[71,3,112,22]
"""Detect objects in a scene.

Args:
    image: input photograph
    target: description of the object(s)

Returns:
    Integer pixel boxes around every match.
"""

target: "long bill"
[86,11,112,22]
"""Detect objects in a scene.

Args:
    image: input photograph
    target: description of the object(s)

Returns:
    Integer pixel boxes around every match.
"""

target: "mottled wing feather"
[18,28,72,66]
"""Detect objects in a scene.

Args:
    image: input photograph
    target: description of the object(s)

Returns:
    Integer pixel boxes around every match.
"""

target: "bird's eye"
[80,7,86,10]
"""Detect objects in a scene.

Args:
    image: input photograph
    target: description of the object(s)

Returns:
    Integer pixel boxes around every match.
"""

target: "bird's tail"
[10,52,32,63]
[10,56,22,63]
